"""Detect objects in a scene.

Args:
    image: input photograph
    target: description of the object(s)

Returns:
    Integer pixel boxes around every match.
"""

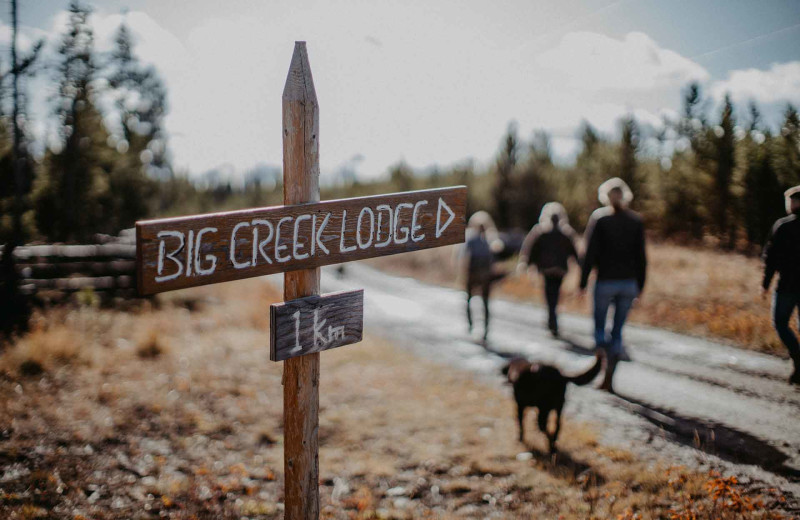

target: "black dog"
[502,353,603,452]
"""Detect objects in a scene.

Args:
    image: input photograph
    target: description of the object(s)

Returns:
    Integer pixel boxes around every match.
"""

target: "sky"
[2,0,800,183]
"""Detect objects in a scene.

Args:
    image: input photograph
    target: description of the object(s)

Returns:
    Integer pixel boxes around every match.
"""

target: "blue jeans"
[594,279,639,356]
[773,292,800,367]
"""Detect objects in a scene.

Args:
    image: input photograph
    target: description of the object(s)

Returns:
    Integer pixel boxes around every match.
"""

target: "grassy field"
[368,241,793,356]
[0,279,791,519]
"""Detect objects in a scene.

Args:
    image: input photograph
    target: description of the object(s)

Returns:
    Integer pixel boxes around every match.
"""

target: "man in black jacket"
[580,178,647,393]
[763,185,800,385]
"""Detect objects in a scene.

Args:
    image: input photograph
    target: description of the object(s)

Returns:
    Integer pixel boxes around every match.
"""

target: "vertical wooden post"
[282,42,320,519]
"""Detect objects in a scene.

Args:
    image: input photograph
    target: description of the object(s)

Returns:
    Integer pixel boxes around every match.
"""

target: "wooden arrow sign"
[135,186,466,295]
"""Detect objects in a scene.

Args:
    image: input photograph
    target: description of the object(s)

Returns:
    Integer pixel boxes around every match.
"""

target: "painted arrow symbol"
[436,197,455,238]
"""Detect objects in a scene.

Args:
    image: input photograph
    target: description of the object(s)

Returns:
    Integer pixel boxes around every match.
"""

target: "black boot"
[600,354,619,394]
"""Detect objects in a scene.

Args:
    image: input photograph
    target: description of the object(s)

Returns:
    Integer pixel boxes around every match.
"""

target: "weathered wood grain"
[282,41,320,520]
[270,289,363,361]
[135,186,466,295]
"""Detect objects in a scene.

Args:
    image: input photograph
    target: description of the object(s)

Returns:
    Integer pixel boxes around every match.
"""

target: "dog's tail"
[567,352,603,386]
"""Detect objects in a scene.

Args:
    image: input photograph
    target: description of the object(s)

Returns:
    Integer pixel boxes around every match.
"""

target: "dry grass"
[368,242,795,355]
[0,319,83,377]
[0,277,791,518]
[135,330,168,359]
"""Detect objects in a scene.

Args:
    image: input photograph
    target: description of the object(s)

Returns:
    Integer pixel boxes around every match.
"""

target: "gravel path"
[313,263,800,506]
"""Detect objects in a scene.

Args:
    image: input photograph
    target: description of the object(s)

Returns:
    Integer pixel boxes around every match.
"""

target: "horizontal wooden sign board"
[136,186,466,294]
[270,289,363,361]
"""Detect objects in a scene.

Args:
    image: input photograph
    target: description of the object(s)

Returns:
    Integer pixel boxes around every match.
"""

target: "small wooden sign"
[136,186,466,295]
[270,289,364,361]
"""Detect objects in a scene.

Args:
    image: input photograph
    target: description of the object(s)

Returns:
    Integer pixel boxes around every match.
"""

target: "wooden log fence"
[1,232,138,297]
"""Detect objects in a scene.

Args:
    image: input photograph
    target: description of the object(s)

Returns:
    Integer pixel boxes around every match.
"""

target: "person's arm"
[518,227,537,268]
[636,221,647,292]
[580,216,599,290]
[567,229,580,265]
[762,221,781,291]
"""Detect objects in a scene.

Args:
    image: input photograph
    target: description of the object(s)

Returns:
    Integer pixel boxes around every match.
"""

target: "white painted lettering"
[329,325,345,341]
[375,204,393,248]
[339,210,357,253]
[313,213,331,255]
[275,216,292,263]
[291,310,302,354]
[251,219,274,265]
[155,231,184,283]
[411,200,428,242]
[293,214,311,260]
[230,221,251,269]
[186,230,194,276]
[436,197,456,238]
[194,227,218,276]
[394,203,413,244]
[357,207,375,249]
[313,308,328,349]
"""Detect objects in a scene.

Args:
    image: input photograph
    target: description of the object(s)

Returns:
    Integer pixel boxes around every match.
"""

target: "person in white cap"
[580,178,647,393]
[762,185,800,385]
[518,202,580,337]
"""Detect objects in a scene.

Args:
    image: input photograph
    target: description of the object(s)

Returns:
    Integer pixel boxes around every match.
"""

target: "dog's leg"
[537,408,550,451]
[466,288,474,333]
[517,404,525,442]
[549,408,563,454]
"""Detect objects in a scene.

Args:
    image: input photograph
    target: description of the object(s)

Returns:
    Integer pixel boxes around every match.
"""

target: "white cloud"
[535,31,709,92]
[710,62,800,105]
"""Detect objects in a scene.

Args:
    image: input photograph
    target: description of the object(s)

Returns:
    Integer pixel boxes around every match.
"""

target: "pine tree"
[712,95,736,246]
[1,0,43,336]
[514,131,553,230]
[574,121,618,224]
[742,103,782,246]
[492,122,518,229]
[619,115,640,200]
[34,1,111,242]
[388,160,414,192]
[104,22,170,232]
[660,86,711,240]
[776,104,800,189]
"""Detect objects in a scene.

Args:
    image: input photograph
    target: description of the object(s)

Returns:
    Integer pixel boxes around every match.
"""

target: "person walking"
[762,185,800,385]
[461,211,503,341]
[580,178,647,393]
[518,202,579,337]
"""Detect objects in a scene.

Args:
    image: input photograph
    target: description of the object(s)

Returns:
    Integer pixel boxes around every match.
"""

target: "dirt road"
[313,263,800,502]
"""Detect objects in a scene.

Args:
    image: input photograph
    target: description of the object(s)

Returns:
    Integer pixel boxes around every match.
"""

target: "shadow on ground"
[614,393,800,482]
[523,443,605,486]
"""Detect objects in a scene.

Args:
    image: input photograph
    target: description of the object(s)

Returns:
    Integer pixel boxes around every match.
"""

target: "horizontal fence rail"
[1,230,138,298]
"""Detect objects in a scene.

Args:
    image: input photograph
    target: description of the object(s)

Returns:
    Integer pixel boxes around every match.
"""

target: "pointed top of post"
[283,41,317,105]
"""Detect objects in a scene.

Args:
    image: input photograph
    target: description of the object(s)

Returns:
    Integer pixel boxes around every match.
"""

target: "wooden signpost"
[135,42,466,519]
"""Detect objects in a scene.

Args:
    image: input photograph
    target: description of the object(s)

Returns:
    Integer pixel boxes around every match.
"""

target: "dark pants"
[543,275,564,333]
[773,291,800,370]
[467,275,491,339]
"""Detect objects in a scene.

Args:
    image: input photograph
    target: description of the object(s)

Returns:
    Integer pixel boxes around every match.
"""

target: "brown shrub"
[0,325,83,377]
[136,330,168,359]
